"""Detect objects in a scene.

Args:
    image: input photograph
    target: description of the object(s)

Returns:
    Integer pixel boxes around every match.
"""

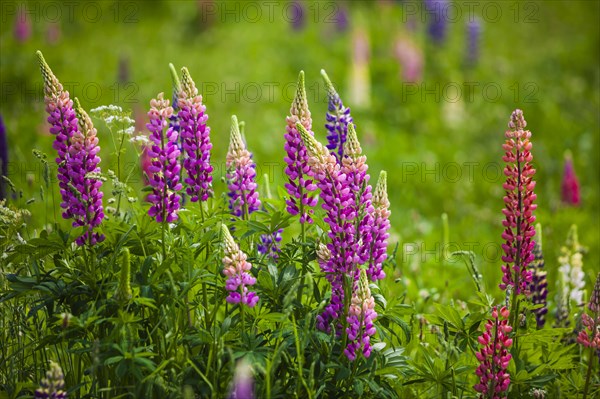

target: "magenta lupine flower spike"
[342,124,375,274]
[474,306,513,399]
[178,67,213,202]
[283,71,318,224]
[499,109,536,295]
[344,269,377,361]
[146,93,182,223]
[297,122,356,334]
[227,115,260,219]
[321,69,353,163]
[71,99,105,245]
[37,52,83,226]
[561,151,580,206]
[221,224,259,307]
[528,223,547,328]
[367,170,391,281]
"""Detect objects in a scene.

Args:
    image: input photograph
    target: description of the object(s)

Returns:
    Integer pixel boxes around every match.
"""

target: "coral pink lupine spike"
[499,109,536,295]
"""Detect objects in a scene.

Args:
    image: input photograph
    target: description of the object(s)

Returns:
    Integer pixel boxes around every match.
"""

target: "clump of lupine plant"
[474,306,513,399]
[321,69,353,163]
[221,223,259,307]
[499,109,536,327]
[226,115,260,219]
[561,151,580,206]
[528,223,548,328]
[283,71,317,224]
[37,51,105,245]
[578,273,600,399]
[177,67,213,203]
[558,224,587,309]
[35,361,67,399]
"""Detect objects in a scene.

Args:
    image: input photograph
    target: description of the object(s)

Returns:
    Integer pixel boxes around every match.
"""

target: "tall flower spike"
[342,124,375,276]
[35,361,67,399]
[298,122,357,335]
[114,247,132,303]
[72,98,105,245]
[499,109,536,295]
[321,69,353,163]
[367,171,391,281]
[577,273,600,349]
[466,18,482,67]
[178,67,213,202]
[344,269,377,361]
[146,93,182,222]
[424,0,448,44]
[221,224,259,307]
[226,115,260,219]
[283,71,318,224]
[228,359,255,399]
[561,151,580,206]
[528,223,547,328]
[37,51,88,235]
[474,306,513,399]
[558,224,586,307]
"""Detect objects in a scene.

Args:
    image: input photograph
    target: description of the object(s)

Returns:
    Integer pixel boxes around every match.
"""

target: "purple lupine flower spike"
[226,115,260,219]
[321,69,353,163]
[499,110,536,295]
[35,361,67,399]
[297,122,356,335]
[474,306,513,398]
[146,93,182,223]
[178,67,213,202]
[38,53,105,245]
[72,99,105,245]
[528,223,547,328]
[228,360,255,399]
[38,51,76,216]
[0,114,7,200]
[344,269,377,361]
[342,124,374,272]
[283,71,318,224]
[424,0,448,45]
[466,18,482,67]
[222,224,259,307]
[368,171,391,281]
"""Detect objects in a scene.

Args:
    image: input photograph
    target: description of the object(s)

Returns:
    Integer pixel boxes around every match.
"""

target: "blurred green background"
[1,0,598,305]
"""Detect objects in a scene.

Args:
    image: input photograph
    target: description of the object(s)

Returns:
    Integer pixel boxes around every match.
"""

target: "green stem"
[582,342,596,399]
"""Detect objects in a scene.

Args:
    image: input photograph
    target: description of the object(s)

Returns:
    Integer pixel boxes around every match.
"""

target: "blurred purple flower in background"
[290,1,305,31]
[424,0,448,44]
[35,361,67,399]
[335,6,349,32]
[14,7,31,43]
[45,22,61,45]
[394,35,424,83]
[228,359,254,399]
[466,18,482,67]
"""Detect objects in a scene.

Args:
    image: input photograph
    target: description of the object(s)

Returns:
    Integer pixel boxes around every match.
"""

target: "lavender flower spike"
[344,269,377,361]
[72,98,105,245]
[528,223,547,328]
[178,67,213,202]
[227,115,260,219]
[297,122,355,334]
[321,69,353,163]
[146,93,182,222]
[222,224,259,307]
[368,170,391,281]
[35,361,67,399]
[283,71,318,224]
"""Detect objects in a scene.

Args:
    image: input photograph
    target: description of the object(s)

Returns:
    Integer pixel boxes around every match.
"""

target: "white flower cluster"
[557,225,587,307]
[90,104,135,135]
